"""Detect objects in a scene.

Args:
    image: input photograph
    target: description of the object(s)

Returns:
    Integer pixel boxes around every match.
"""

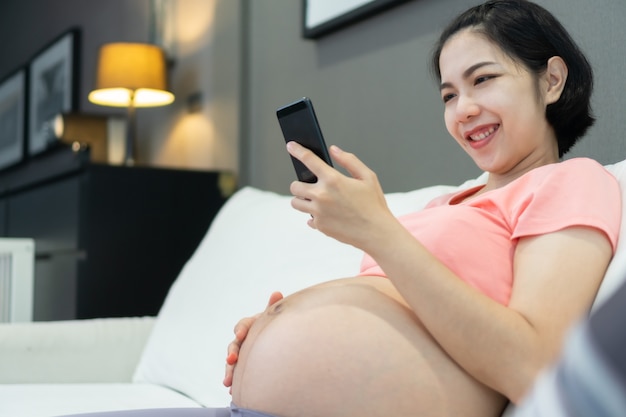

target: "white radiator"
[0,238,35,322]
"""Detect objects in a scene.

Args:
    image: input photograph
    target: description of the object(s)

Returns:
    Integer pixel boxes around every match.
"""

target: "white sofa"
[1,160,626,417]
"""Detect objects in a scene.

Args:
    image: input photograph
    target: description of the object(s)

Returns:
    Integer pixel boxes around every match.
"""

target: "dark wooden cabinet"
[0,149,230,321]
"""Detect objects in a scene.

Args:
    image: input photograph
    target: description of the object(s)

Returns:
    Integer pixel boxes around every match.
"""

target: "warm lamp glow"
[88,42,174,165]
[89,87,174,107]
[88,43,174,107]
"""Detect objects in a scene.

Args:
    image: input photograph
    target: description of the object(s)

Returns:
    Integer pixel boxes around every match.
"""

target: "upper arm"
[508,226,613,360]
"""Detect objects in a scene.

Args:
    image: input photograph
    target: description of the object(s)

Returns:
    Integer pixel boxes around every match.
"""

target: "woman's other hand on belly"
[223,291,284,391]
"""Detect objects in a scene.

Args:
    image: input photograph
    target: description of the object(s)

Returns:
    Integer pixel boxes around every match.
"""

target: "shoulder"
[509,158,621,252]
[516,157,618,194]
[509,157,620,206]
[532,157,612,180]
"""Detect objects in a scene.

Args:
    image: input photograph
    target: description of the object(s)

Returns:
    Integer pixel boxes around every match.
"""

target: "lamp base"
[124,102,137,166]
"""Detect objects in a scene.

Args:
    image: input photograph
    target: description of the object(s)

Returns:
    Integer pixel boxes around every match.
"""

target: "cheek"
[443,107,461,142]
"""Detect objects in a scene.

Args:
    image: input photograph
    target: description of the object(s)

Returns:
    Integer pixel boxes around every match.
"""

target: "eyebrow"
[439,61,498,91]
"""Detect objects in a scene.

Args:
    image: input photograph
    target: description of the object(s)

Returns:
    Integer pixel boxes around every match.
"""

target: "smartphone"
[276,97,333,183]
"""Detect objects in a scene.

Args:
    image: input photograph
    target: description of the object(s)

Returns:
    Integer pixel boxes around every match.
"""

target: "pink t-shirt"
[359,158,621,305]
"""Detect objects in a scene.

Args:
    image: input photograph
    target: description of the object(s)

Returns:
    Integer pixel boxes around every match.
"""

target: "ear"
[544,56,568,105]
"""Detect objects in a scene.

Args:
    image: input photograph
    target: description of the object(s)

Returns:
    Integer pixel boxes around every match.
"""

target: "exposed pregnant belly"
[231,276,506,417]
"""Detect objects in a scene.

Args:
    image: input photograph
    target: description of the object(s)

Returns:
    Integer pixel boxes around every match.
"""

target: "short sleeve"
[510,158,621,252]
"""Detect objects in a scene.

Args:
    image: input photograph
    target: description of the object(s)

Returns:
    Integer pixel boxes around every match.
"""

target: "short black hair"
[431,0,594,157]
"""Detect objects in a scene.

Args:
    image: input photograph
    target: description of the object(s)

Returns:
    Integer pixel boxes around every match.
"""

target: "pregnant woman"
[224,1,622,417]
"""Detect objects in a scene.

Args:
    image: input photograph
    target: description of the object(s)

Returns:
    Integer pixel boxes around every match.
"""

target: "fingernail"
[226,352,238,365]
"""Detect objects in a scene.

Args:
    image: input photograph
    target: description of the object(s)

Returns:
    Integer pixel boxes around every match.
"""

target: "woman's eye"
[442,93,456,103]
[475,75,495,85]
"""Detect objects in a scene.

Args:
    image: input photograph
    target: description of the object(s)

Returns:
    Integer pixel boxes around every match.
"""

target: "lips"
[464,125,499,142]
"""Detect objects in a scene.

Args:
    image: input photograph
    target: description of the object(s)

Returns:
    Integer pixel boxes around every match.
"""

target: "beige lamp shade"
[88,43,174,107]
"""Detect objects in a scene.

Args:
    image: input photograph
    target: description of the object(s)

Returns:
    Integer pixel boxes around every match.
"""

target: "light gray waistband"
[230,403,281,417]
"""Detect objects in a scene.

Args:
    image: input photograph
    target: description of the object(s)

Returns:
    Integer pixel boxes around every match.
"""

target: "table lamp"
[88,42,174,165]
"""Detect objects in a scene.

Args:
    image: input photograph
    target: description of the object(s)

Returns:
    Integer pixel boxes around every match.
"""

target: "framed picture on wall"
[303,0,413,39]
[28,28,80,156]
[0,68,26,170]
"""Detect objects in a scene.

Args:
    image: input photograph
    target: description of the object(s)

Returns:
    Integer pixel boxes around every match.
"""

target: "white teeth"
[469,126,496,141]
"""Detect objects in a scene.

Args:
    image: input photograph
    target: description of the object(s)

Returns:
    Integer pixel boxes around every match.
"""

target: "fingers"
[224,292,284,389]
[226,352,238,366]
[268,291,284,307]
[286,141,334,181]
[223,342,240,388]
[223,363,235,389]
[287,141,375,186]
[223,365,235,390]
[287,141,334,210]
[329,144,375,181]
[223,315,255,388]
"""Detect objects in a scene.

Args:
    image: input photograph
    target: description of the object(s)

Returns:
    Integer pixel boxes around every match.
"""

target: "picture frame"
[0,68,26,170]
[28,28,80,156]
[302,0,413,39]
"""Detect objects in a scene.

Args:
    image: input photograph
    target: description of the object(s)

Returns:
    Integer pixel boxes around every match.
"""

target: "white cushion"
[592,159,626,309]
[0,384,200,417]
[0,317,154,384]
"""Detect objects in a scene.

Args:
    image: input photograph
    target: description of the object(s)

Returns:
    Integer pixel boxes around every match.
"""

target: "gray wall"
[242,0,626,193]
[0,0,242,173]
[1,1,625,195]
[0,0,151,119]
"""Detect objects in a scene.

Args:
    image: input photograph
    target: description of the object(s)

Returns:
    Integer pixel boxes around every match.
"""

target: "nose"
[455,94,480,122]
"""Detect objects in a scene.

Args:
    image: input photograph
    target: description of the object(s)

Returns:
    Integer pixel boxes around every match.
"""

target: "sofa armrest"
[0,316,155,383]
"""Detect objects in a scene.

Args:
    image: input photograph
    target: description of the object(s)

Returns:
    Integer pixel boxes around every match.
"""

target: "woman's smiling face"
[439,28,560,179]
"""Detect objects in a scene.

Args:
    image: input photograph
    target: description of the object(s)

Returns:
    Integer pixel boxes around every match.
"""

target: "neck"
[483,152,560,192]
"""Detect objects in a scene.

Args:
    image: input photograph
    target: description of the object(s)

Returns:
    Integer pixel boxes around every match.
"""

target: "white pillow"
[593,159,626,309]
[132,181,479,407]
